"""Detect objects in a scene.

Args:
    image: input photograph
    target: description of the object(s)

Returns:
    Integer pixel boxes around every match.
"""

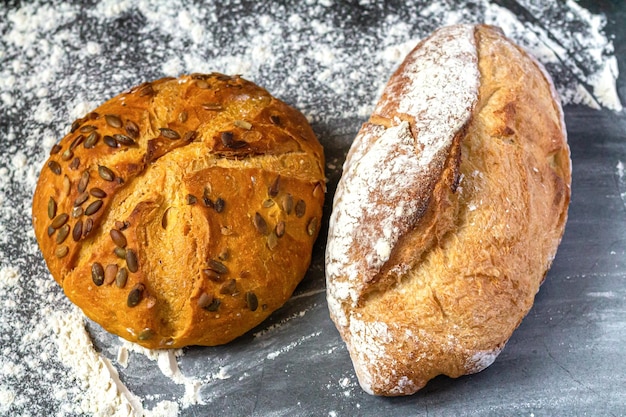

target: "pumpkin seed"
[313,182,324,198]
[69,157,80,170]
[62,175,71,195]
[92,262,104,286]
[220,131,233,147]
[267,231,278,250]
[268,175,280,197]
[125,120,140,139]
[178,111,188,123]
[196,79,209,89]
[253,212,268,235]
[84,131,99,148]
[103,135,119,148]
[207,259,228,275]
[114,246,127,259]
[183,130,197,142]
[269,114,280,125]
[89,187,107,198]
[246,291,258,312]
[113,134,135,146]
[138,328,154,341]
[50,213,69,229]
[55,245,69,258]
[80,125,97,133]
[104,264,118,285]
[214,198,225,213]
[126,249,139,273]
[307,217,318,236]
[72,220,83,241]
[78,170,90,193]
[115,267,128,288]
[186,194,197,205]
[83,218,93,237]
[48,161,61,175]
[220,279,237,295]
[138,83,154,97]
[206,297,221,312]
[203,268,222,282]
[281,194,293,214]
[275,221,285,238]
[85,200,103,216]
[234,120,252,130]
[160,128,180,140]
[262,199,275,208]
[108,230,126,249]
[295,199,306,218]
[48,197,57,219]
[98,165,115,181]
[61,149,73,161]
[50,144,62,155]
[197,292,213,309]
[71,206,83,218]
[56,224,70,244]
[74,192,89,207]
[105,114,122,128]
[70,134,84,150]
[127,284,144,307]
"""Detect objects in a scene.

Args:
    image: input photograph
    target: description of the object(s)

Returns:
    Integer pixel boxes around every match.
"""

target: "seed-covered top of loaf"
[32,73,325,348]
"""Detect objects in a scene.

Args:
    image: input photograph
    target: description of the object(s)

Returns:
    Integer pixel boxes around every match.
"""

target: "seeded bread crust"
[32,73,325,348]
[326,25,571,396]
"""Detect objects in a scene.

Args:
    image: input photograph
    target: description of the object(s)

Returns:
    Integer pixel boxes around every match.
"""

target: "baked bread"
[32,73,325,349]
[326,24,571,396]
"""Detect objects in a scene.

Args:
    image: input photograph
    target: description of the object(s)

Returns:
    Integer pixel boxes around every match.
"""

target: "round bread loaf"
[32,73,325,348]
[326,25,571,395]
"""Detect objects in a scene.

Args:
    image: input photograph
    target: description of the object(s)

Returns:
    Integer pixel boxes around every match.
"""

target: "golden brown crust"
[326,25,571,396]
[32,73,325,348]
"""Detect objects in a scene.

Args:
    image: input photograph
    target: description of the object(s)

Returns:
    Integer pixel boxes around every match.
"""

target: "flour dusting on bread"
[326,25,480,324]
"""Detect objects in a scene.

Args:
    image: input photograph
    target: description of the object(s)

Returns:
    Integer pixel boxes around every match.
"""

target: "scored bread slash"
[325,24,571,396]
[31,72,325,349]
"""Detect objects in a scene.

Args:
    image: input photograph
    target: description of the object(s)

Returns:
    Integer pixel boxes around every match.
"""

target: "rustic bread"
[326,24,571,396]
[32,73,325,348]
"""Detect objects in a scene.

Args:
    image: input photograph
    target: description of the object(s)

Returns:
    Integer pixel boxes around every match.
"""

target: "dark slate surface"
[1,1,625,416]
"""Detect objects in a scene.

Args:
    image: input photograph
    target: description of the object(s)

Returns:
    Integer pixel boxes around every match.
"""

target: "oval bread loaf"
[32,73,325,349]
[326,24,571,396]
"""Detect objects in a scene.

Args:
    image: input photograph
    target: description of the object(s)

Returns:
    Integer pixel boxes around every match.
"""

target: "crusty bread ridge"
[326,24,571,396]
[32,73,325,348]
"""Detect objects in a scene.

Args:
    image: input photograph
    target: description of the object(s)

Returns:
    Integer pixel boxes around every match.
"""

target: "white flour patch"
[617,161,626,210]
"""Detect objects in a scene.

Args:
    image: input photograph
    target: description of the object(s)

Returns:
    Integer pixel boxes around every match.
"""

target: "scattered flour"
[0,0,623,415]
[266,331,323,360]
[253,305,314,339]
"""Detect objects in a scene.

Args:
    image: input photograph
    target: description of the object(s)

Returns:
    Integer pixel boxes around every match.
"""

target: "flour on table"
[0,0,622,415]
